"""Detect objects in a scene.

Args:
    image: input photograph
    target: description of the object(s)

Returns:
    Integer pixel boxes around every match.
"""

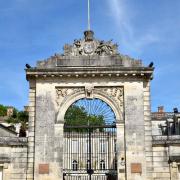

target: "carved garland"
[56,86,124,110]
[95,87,123,109]
[56,87,84,106]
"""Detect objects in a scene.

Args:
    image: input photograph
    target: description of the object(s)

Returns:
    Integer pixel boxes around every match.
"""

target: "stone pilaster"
[143,80,153,179]
[117,123,126,180]
[124,82,147,180]
[26,80,36,180]
[54,124,64,180]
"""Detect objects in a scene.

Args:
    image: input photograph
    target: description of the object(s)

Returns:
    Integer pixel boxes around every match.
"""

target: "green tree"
[0,104,7,116]
[64,105,105,132]
[6,110,28,137]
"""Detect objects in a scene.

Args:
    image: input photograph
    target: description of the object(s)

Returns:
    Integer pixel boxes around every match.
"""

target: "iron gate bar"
[88,126,92,180]
[63,125,117,180]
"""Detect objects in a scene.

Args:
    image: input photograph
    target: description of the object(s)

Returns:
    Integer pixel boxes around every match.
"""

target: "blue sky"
[0,0,180,112]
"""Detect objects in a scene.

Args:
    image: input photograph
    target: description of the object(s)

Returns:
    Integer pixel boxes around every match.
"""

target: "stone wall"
[30,76,152,180]
[152,146,171,179]
[0,138,27,180]
[152,143,180,179]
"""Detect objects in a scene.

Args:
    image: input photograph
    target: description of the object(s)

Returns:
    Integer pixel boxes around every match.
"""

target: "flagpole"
[88,0,91,30]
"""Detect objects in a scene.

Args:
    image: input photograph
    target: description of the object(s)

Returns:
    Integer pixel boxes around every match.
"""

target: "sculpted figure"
[95,41,114,56]
[73,39,83,56]
[74,39,81,48]
[63,36,118,56]
[64,44,72,55]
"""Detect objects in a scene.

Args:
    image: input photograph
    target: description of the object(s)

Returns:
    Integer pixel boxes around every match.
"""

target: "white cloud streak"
[107,0,159,54]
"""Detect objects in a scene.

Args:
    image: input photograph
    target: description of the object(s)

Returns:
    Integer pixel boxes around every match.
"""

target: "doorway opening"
[63,98,117,180]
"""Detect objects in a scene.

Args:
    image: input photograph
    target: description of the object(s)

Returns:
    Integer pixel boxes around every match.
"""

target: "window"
[72,160,78,171]
[0,167,2,180]
[100,160,105,170]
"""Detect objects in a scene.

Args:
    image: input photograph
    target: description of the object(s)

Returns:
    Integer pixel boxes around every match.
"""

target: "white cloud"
[107,0,159,54]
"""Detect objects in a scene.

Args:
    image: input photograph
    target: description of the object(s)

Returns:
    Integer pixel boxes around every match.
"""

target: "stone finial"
[84,30,94,41]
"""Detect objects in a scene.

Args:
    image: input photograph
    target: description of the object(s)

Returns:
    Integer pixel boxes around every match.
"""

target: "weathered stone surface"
[25,31,158,180]
[0,137,27,146]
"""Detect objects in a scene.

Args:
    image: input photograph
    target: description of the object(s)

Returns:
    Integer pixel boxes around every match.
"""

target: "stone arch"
[56,89,123,124]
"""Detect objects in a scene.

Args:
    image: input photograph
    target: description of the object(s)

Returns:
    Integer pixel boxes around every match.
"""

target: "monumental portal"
[1,29,179,180]
[25,30,154,180]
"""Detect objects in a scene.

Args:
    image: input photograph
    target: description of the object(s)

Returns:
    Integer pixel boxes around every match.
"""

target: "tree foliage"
[0,104,7,116]
[6,109,28,137]
[64,105,105,132]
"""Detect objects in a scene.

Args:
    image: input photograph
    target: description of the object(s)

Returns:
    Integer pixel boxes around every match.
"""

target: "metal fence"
[63,125,117,180]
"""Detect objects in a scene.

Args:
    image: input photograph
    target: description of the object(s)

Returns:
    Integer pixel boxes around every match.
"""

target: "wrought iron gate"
[63,125,117,180]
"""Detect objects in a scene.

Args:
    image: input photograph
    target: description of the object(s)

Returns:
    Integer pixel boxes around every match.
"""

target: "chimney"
[156,106,165,119]
[158,106,164,113]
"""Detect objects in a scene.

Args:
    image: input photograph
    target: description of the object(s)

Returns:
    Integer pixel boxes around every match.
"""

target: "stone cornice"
[152,135,180,146]
[26,67,154,81]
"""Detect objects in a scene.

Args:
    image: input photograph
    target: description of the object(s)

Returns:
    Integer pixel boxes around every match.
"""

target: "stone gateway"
[0,30,180,180]
[26,30,153,180]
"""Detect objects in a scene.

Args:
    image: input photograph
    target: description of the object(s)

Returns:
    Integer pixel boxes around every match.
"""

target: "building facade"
[152,107,180,179]
[0,30,179,180]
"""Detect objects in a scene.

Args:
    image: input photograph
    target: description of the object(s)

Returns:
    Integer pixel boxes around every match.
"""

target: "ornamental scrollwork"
[56,87,84,106]
[63,31,118,56]
[56,86,124,111]
[95,87,124,108]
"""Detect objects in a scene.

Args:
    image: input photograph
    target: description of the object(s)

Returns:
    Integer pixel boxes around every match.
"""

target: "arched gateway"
[26,30,154,180]
[63,98,117,180]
